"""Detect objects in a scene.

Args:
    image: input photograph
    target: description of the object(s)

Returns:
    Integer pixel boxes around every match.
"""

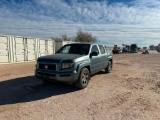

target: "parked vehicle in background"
[122,44,130,53]
[122,47,128,53]
[130,44,138,53]
[35,43,113,89]
[142,49,149,54]
[118,48,123,54]
[138,47,142,51]
[112,45,119,54]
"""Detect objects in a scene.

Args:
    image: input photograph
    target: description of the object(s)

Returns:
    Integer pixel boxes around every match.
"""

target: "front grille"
[39,63,56,71]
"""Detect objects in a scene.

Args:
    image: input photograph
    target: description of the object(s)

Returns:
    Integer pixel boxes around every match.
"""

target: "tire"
[105,61,112,73]
[75,68,90,89]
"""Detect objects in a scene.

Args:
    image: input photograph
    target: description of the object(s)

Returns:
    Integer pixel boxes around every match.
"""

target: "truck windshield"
[56,44,90,55]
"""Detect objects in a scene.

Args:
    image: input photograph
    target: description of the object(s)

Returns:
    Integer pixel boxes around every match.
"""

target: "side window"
[98,45,105,54]
[91,45,99,53]
[104,46,108,54]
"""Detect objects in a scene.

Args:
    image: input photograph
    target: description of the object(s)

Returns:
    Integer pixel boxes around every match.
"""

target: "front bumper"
[35,69,78,83]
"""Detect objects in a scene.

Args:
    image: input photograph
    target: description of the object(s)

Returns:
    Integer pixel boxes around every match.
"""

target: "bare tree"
[61,35,71,41]
[51,35,71,41]
[74,29,96,43]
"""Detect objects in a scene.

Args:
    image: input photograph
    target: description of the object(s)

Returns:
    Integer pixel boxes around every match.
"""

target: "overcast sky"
[0,0,160,47]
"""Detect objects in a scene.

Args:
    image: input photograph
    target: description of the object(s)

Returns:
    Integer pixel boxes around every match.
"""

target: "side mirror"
[91,51,98,56]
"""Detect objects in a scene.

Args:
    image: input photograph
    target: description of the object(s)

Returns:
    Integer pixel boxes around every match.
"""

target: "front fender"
[75,62,90,80]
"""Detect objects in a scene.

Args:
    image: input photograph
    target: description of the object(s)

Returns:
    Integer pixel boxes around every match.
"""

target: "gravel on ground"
[0,54,160,120]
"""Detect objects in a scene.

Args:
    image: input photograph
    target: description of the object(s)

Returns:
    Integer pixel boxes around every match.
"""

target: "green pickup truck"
[35,43,113,89]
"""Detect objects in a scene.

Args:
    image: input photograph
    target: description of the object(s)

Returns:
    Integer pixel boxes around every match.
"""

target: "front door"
[90,45,101,75]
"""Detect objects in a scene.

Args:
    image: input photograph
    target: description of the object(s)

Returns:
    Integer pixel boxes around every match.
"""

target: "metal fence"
[0,34,55,64]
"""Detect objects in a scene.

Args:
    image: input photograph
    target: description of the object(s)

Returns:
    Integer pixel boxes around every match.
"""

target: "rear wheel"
[105,61,112,73]
[75,68,90,89]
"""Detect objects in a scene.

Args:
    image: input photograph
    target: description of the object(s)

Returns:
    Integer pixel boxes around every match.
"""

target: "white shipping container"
[0,34,56,64]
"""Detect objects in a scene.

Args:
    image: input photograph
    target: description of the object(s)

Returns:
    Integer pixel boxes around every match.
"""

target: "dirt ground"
[0,53,160,120]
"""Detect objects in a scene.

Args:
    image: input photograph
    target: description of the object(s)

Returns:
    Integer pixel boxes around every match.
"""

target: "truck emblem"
[44,65,48,69]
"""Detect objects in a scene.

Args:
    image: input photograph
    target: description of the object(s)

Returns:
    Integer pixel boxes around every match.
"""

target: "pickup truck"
[35,43,113,89]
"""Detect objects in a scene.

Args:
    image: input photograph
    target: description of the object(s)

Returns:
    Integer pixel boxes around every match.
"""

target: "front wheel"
[105,61,112,73]
[75,68,90,89]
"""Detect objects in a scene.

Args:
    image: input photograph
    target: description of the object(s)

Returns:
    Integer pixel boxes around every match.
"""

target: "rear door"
[98,45,108,70]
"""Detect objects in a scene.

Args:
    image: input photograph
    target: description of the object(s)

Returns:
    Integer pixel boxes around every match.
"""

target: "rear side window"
[98,45,105,54]
[104,46,108,54]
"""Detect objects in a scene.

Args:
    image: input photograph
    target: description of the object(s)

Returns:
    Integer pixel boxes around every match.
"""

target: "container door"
[39,39,46,57]
[47,40,54,55]
[26,38,36,61]
[14,37,25,62]
[0,36,9,63]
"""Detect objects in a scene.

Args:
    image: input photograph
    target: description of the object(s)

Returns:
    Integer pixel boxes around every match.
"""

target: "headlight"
[62,63,74,69]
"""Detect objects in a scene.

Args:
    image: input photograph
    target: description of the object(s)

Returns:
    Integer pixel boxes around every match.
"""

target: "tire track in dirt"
[87,92,132,116]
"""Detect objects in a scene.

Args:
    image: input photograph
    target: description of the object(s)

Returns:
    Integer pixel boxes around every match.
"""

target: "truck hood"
[37,54,83,63]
